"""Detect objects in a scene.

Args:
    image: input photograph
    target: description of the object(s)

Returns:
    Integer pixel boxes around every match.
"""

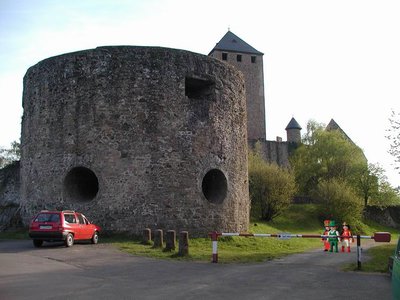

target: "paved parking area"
[0,240,392,299]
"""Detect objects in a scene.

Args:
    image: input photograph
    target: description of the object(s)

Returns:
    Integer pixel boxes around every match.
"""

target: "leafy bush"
[313,178,363,226]
[0,141,20,169]
[249,148,297,221]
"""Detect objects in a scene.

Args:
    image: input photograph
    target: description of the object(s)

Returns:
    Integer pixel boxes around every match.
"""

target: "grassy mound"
[108,204,326,263]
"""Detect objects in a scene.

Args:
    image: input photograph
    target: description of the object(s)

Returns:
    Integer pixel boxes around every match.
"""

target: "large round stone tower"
[20,46,249,236]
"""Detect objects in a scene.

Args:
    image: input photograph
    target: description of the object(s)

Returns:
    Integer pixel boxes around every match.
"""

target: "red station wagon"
[29,210,101,247]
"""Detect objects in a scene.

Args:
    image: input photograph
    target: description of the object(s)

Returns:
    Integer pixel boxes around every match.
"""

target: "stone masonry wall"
[20,46,249,237]
[0,162,22,230]
[364,206,400,229]
[209,51,265,140]
[249,139,291,168]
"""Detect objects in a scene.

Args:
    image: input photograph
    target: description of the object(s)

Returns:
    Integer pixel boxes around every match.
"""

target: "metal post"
[357,235,361,270]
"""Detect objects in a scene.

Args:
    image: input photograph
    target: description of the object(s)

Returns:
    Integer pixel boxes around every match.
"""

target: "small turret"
[285,117,302,143]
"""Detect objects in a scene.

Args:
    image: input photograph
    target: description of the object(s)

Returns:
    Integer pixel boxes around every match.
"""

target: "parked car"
[392,237,400,299]
[29,210,101,247]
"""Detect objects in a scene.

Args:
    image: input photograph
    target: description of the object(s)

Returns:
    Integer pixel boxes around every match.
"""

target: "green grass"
[264,203,322,232]
[105,232,322,263]
[105,204,324,263]
[340,218,399,274]
[0,228,28,239]
[342,244,396,273]
[106,204,399,267]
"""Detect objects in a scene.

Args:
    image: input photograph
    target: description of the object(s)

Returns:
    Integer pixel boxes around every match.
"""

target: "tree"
[313,179,364,226]
[387,110,400,171]
[363,164,400,207]
[354,163,380,207]
[301,119,324,146]
[290,120,367,196]
[248,145,297,221]
[0,141,20,168]
[353,163,400,207]
[292,120,400,208]
[372,181,400,207]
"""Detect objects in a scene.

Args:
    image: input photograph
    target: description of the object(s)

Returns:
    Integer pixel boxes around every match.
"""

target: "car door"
[76,213,92,239]
[64,212,82,239]
[392,238,400,299]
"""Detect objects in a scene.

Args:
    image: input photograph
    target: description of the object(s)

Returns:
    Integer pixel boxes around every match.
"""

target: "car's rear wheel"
[33,240,43,247]
[91,231,99,244]
[65,233,74,247]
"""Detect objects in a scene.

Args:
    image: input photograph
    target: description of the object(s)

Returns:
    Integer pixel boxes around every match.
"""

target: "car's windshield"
[34,213,60,223]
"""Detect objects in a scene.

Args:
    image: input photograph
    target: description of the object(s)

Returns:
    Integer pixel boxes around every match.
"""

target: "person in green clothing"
[328,220,340,252]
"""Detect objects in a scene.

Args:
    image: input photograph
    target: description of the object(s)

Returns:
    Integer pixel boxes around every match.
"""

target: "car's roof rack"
[39,210,76,213]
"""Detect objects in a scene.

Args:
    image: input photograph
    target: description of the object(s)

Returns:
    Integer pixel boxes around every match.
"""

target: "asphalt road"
[0,239,392,300]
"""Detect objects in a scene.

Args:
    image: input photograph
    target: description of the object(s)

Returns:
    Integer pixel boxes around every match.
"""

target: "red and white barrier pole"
[209,231,391,264]
[357,235,361,270]
[210,231,219,263]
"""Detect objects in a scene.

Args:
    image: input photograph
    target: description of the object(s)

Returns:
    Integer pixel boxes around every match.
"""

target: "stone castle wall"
[364,206,400,229]
[0,162,22,230]
[249,139,291,168]
[20,46,250,236]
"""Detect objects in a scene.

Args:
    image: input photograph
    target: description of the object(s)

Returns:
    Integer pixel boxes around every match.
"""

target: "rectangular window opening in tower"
[222,53,228,61]
[185,77,215,100]
[251,56,256,63]
[237,55,242,62]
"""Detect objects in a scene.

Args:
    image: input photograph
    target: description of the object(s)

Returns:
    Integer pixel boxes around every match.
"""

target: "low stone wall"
[248,139,291,168]
[0,162,22,230]
[364,205,400,229]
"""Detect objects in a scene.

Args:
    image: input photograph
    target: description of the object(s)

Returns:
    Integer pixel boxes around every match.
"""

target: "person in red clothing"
[340,222,353,252]
[322,220,330,251]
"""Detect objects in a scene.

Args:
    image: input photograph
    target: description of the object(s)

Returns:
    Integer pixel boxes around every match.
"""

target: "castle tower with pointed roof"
[209,31,266,140]
[286,117,302,143]
[325,119,351,141]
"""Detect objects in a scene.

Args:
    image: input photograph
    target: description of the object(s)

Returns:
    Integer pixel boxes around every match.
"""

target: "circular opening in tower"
[202,169,227,203]
[64,167,99,202]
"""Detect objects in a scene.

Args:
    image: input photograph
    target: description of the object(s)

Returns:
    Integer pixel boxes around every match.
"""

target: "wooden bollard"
[153,229,164,248]
[164,230,176,252]
[142,228,152,245]
[178,231,189,256]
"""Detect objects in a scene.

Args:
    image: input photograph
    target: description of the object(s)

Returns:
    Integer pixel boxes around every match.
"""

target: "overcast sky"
[1,0,400,186]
